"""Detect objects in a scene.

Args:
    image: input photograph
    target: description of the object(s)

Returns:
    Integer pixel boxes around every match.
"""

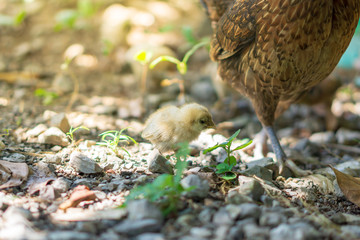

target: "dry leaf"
[59,185,96,210]
[0,160,29,189]
[330,165,360,207]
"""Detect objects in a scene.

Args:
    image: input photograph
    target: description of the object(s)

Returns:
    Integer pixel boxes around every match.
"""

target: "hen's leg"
[264,125,310,177]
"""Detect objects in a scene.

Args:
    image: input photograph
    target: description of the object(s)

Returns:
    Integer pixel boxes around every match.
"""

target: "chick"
[142,103,216,152]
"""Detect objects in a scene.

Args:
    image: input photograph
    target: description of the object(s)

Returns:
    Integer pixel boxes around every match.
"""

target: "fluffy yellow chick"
[142,103,216,152]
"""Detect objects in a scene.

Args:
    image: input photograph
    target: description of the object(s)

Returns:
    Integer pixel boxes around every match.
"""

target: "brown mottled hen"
[201,0,360,175]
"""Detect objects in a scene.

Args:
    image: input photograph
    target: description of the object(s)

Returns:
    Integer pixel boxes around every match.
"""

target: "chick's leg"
[264,125,310,177]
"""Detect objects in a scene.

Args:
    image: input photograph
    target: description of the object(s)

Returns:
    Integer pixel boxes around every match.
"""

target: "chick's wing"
[142,106,178,142]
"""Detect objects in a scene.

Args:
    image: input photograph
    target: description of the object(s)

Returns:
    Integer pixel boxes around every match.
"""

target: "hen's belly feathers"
[213,0,360,101]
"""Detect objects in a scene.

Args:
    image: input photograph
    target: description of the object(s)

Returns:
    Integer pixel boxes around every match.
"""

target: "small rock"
[340,225,360,238]
[135,233,165,240]
[147,150,173,174]
[47,231,93,240]
[336,128,360,145]
[38,127,69,146]
[259,212,287,227]
[50,113,71,133]
[127,199,163,223]
[189,227,212,238]
[26,124,48,138]
[226,203,261,220]
[241,165,273,181]
[52,177,71,193]
[246,157,275,169]
[331,213,360,225]
[180,174,209,199]
[213,207,233,226]
[243,223,270,240]
[228,176,264,202]
[3,153,26,163]
[270,223,321,240]
[76,221,98,234]
[113,219,162,236]
[309,131,336,144]
[69,152,103,174]
[72,178,97,188]
[43,154,62,164]
[198,207,216,224]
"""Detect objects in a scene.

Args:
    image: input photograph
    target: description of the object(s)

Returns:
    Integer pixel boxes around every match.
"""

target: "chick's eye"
[199,119,206,124]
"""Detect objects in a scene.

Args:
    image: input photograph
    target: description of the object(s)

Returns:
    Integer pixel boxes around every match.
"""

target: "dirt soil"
[1,1,360,240]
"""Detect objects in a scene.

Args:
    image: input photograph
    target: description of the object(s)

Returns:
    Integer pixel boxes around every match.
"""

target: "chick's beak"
[207,120,216,129]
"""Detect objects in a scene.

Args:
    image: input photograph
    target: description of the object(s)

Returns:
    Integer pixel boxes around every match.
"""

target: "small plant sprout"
[34,88,59,106]
[1,129,10,137]
[134,50,153,95]
[149,41,209,104]
[203,129,252,180]
[124,142,193,216]
[97,129,137,156]
[66,126,89,144]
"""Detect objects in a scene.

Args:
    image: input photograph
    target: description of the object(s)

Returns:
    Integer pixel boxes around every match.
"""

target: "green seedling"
[149,41,208,104]
[0,10,26,27]
[97,129,137,156]
[204,129,252,180]
[134,50,153,95]
[54,0,98,31]
[1,129,10,137]
[124,142,193,216]
[34,88,59,106]
[66,126,90,144]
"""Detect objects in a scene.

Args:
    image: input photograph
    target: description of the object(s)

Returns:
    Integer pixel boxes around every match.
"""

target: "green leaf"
[181,26,197,45]
[14,11,26,26]
[203,144,222,154]
[216,163,232,174]
[221,172,237,180]
[232,139,253,151]
[54,9,78,30]
[78,0,96,18]
[226,129,241,145]
[228,156,237,167]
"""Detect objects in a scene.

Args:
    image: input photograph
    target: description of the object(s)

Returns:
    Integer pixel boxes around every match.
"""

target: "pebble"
[241,165,273,182]
[26,124,48,138]
[127,199,163,223]
[69,151,103,174]
[38,127,69,146]
[189,227,212,238]
[52,177,71,193]
[180,174,209,199]
[309,131,336,144]
[50,112,71,133]
[228,176,264,202]
[47,231,94,240]
[213,207,233,226]
[270,223,321,240]
[259,212,287,227]
[147,150,173,174]
[113,219,162,236]
[243,223,270,240]
[336,128,360,145]
[135,233,165,240]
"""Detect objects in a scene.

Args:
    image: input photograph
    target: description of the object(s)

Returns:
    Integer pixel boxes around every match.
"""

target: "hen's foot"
[264,126,311,177]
